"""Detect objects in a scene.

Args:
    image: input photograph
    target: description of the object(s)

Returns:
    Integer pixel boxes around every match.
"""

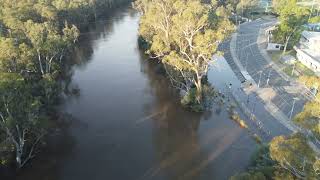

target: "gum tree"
[295,75,320,140]
[0,73,47,168]
[135,0,233,110]
[24,21,79,75]
[272,0,309,53]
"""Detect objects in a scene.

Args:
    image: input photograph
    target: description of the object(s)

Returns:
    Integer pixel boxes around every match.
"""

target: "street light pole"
[245,51,249,71]
[291,63,296,76]
[258,71,263,88]
[267,68,272,86]
[251,94,257,120]
[289,98,298,121]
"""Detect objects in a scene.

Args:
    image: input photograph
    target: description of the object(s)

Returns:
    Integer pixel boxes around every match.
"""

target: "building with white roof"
[294,31,320,74]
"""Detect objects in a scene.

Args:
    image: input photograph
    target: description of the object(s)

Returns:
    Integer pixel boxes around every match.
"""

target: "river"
[16,6,258,180]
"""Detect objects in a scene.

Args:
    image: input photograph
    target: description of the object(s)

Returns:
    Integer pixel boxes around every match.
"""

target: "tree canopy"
[272,0,309,53]
[0,0,132,169]
[135,0,234,111]
[231,133,320,179]
[294,75,320,140]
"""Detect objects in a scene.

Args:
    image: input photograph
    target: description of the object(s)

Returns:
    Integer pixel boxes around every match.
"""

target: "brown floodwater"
[14,6,258,180]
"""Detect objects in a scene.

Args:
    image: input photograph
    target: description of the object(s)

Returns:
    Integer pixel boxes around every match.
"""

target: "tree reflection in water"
[138,46,252,180]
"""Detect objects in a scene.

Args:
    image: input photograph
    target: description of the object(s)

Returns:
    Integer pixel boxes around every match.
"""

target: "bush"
[181,88,204,112]
[230,113,248,129]
[253,134,262,144]
[181,85,217,112]
[137,36,150,51]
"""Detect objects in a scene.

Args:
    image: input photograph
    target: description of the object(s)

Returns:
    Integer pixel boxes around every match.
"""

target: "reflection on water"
[16,6,257,180]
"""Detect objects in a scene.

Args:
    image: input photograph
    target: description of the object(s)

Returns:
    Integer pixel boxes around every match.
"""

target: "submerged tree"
[135,0,233,111]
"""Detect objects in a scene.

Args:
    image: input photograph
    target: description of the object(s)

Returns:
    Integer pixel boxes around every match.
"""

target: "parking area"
[234,20,308,119]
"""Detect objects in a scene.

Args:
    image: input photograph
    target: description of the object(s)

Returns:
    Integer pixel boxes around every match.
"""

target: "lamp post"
[291,62,296,76]
[247,83,253,104]
[289,98,299,121]
[245,51,249,71]
[267,68,272,86]
[258,71,263,88]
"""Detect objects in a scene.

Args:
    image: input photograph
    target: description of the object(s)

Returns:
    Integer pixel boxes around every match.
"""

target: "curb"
[229,20,320,153]
[229,22,299,133]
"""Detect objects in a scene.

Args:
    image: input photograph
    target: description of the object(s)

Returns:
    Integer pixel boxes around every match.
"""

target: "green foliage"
[294,75,320,139]
[231,2,320,178]
[270,133,319,179]
[230,171,267,180]
[236,0,259,15]
[309,16,320,23]
[135,0,234,109]
[181,84,216,112]
[0,72,49,168]
[272,0,309,52]
[230,133,320,179]
[0,0,132,169]
[0,0,129,75]
[181,88,203,112]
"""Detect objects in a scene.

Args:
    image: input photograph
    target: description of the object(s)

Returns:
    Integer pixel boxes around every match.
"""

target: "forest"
[0,0,131,172]
[1,0,320,179]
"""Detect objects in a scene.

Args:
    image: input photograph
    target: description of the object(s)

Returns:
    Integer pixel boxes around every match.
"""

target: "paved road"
[218,40,291,139]
[234,19,307,119]
[219,19,320,152]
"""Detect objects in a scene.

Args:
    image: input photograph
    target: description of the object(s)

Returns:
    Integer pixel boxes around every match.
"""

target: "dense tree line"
[134,0,234,111]
[0,0,131,170]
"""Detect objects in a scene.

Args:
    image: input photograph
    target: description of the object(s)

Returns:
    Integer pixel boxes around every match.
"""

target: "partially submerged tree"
[135,0,233,111]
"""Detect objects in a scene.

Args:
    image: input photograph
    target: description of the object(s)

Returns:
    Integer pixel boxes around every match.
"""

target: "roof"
[301,31,320,41]
[302,48,320,62]
[304,23,320,32]
[297,1,320,7]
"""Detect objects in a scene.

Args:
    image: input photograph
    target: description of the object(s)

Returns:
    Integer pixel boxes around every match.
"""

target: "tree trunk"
[195,74,203,104]
[15,143,24,168]
[37,50,44,75]
[283,36,290,54]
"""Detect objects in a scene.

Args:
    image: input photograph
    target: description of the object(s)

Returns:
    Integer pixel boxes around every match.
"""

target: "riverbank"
[8,6,263,180]
[0,1,133,179]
